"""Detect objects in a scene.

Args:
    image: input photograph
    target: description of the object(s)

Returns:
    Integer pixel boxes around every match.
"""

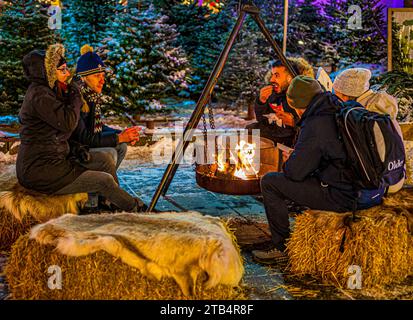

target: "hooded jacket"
[357,89,398,120]
[16,47,86,194]
[284,92,358,208]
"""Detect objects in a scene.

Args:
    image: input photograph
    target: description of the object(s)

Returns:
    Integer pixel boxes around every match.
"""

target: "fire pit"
[195,134,279,195]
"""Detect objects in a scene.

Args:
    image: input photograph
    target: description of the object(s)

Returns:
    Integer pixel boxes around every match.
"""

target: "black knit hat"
[75,44,105,76]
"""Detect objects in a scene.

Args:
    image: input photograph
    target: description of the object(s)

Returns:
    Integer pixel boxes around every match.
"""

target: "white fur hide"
[0,184,87,222]
[30,211,244,296]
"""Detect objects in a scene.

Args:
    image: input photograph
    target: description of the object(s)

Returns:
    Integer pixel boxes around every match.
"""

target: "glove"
[69,140,91,164]
[78,145,91,163]
[68,82,82,107]
[68,80,81,95]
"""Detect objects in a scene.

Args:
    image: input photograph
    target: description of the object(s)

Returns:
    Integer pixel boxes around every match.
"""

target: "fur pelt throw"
[0,183,87,222]
[30,211,244,296]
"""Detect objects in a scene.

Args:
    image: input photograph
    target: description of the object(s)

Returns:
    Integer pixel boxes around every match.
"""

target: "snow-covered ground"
[0,152,17,165]
[0,163,17,192]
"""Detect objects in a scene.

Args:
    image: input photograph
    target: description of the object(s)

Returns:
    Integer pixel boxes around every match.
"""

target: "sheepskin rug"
[0,183,88,251]
[29,211,244,296]
[0,183,87,222]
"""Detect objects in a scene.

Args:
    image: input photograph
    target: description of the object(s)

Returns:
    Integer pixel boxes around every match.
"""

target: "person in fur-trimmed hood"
[17,44,86,194]
[17,44,145,212]
[70,44,140,169]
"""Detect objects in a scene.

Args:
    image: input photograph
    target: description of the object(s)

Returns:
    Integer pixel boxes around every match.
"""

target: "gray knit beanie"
[332,68,371,97]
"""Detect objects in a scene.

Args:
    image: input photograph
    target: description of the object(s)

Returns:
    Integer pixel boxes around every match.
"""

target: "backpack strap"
[352,194,360,222]
[339,196,360,253]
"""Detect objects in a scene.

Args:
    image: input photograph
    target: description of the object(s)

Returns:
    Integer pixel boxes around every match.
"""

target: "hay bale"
[404,141,413,186]
[400,122,413,186]
[287,202,413,288]
[5,236,245,300]
[0,184,87,251]
[383,188,413,210]
[400,122,413,141]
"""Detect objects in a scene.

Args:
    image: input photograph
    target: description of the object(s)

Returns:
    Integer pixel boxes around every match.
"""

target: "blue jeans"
[89,143,127,170]
[54,151,135,211]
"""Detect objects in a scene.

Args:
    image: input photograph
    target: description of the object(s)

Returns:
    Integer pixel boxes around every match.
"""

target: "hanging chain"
[207,99,215,130]
[202,111,209,167]
[200,96,217,176]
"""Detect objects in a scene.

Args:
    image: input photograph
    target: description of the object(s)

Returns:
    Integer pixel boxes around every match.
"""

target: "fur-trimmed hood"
[22,44,65,89]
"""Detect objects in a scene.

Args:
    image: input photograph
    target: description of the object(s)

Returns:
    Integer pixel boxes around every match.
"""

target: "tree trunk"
[246,101,255,121]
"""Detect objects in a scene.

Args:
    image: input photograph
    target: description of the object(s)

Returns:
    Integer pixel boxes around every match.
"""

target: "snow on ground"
[0,164,17,191]
[0,152,17,165]
[212,114,255,129]
[123,136,176,165]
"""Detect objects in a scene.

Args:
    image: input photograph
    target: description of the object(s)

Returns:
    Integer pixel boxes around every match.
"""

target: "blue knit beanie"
[75,44,105,76]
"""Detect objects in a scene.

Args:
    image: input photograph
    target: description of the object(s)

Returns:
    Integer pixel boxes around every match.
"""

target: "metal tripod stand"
[147,1,297,212]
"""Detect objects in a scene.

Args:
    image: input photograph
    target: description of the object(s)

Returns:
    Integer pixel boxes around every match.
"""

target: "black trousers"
[260,172,354,251]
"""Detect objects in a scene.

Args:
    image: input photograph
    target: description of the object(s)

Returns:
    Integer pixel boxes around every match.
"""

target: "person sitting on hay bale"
[245,57,314,147]
[333,67,405,193]
[70,44,141,170]
[16,44,145,212]
[252,76,386,264]
[69,44,143,211]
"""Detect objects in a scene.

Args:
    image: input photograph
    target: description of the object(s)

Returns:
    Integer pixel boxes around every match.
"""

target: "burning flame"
[234,168,248,180]
[216,140,259,180]
[217,151,226,172]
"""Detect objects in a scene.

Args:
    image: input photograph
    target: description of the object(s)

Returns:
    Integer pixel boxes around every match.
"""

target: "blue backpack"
[336,101,405,205]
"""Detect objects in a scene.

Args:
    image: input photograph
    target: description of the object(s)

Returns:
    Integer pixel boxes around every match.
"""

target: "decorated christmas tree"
[249,0,293,62]
[323,0,386,66]
[154,0,233,97]
[60,0,119,62]
[0,0,58,115]
[218,16,269,109]
[101,0,191,115]
[188,4,234,96]
[287,0,327,64]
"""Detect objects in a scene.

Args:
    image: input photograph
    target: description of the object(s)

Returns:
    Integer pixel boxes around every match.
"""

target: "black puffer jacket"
[16,50,86,194]
[284,92,358,207]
